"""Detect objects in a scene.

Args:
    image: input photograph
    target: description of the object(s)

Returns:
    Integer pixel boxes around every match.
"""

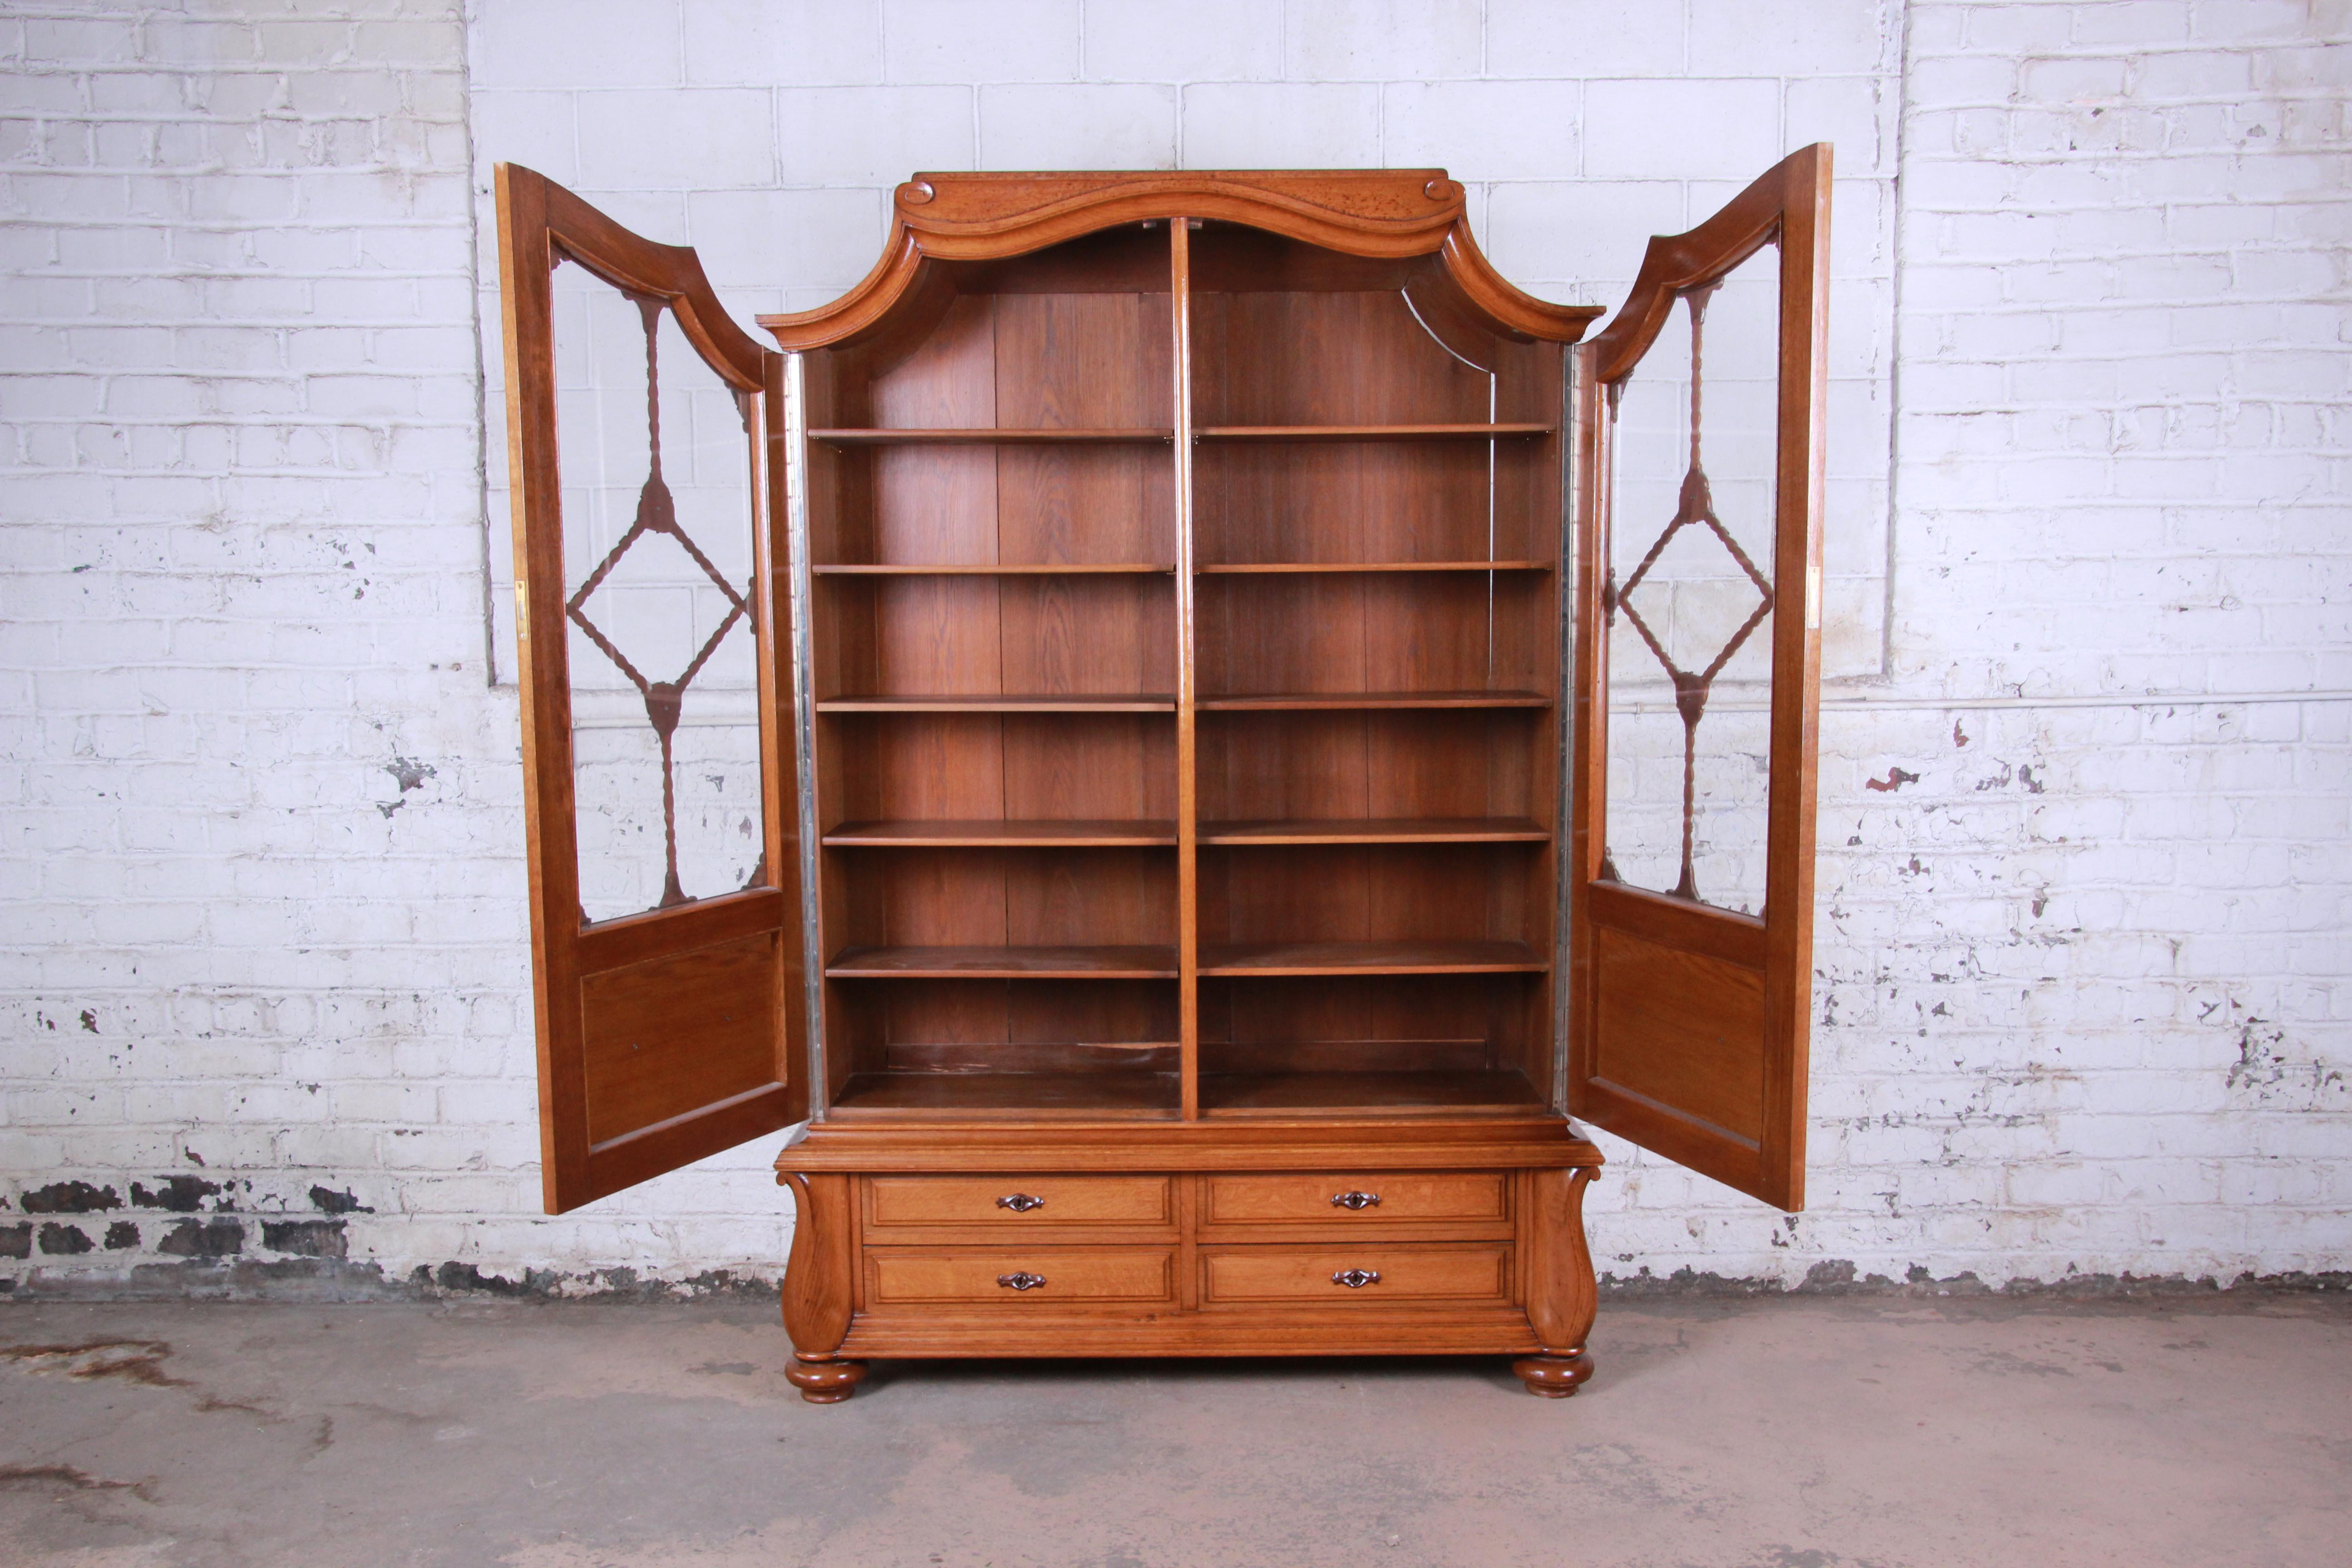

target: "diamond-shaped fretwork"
[563,292,756,914]
[1602,284,1774,905]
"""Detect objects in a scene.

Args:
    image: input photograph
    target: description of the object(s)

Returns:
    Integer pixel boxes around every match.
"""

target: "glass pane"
[551,259,764,923]
[1603,243,1780,916]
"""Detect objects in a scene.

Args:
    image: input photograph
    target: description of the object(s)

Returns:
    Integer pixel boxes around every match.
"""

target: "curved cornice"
[759,170,1601,350]
[1586,143,1831,386]
[505,164,768,392]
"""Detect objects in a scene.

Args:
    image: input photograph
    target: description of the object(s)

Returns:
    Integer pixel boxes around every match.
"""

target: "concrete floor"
[2,1294,2347,1567]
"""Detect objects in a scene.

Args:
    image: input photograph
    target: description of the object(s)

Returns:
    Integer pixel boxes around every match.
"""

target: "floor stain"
[1,1337,277,1421]
[0,1464,158,1505]
[0,1340,181,1388]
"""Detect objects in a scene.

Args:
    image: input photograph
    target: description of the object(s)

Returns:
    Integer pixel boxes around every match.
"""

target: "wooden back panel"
[788,185,1589,1122]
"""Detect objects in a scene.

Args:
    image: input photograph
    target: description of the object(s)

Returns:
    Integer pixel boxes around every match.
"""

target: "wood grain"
[1172,215,1201,1121]
[1591,925,1766,1144]
[1197,561,1549,574]
[1198,1243,1512,1304]
[813,427,1171,444]
[814,563,1172,575]
[1198,691,1548,710]
[824,818,1177,847]
[1515,1165,1599,1396]
[679,164,1822,1396]
[760,171,1602,350]
[832,1070,1181,1118]
[865,1174,1176,1230]
[779,1115,1600,1172]
[818,694,1176,712]
[779,1171,855,1357]
[579,932,779,1145]
[1196,1069,1544,1115]
[1200,1171,1508,1226]
[1195,423,1549,441]
[1199,817,1548,846]
[495,165,803,1216]
[1566,145,1831,1210]
[825,945,1179,979]
[1199,939,1546,975]
[867,1247,1178,1306]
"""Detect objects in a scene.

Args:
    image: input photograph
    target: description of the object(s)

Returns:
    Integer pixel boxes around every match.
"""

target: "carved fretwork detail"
[1602,283,1774,905]
[563,291,760,917]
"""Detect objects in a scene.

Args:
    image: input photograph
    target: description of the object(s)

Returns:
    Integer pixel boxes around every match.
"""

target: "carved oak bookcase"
[495,153,1830,1401]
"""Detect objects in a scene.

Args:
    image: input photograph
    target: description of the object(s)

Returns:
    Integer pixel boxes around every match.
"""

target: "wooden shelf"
[1198,940,1548,976]
[811,427,1172,445]
[1199,818,1550,846]
[831,1070,1181,1119]
[1197,561,1550,574]
[825,819,1178,848]
[818,694,1177,714]
[1195,424,1553,443]
[1198,1069,1547,1116]
[1197,691,1550,711]
[813,563,1174,576]
[825,945,1180,980]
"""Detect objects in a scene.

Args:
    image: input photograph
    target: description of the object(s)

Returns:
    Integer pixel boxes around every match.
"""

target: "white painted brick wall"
[2,0,2344,1296]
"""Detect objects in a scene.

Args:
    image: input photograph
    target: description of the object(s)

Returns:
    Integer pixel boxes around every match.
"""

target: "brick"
[1080,0,1280,82]
[1485,0,1686,79]
[683,0,881,87]
[470,0,681,90]
[575,88,773,190]
[1279,0,1481,79]
[469,90,578,186]
[979,83,1177,171]
[1688,0,1891,76]
[1485,178,1686,299]
[1180,83,1380,168]
[3,0,2348,1303]
[1583,78,1783,180]
[1786,77,1896,180]
[1382,80,1580,183]
[772,84,972,185]
[883,0,1078,84]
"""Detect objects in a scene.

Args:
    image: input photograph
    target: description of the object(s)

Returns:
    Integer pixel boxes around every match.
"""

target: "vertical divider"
[781,350,829,1118]
[1171,219,1200,1120]
[1565,350,1611,1117]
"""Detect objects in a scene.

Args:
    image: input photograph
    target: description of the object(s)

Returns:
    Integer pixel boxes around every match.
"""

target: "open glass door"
[497,164,806,1213]
[1567,145,1830,1209]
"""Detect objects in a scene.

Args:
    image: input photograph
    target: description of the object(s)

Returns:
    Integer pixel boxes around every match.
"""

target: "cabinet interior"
[802,220,1563,1120]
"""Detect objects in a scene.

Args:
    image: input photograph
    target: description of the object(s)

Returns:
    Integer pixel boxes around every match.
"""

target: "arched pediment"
[758,169,1600,351]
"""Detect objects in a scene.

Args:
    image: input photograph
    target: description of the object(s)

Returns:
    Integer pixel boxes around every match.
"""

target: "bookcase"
[496,155,1830,1401]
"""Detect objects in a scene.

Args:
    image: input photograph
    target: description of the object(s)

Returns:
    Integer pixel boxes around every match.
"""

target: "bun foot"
[789,1357,869,1404]
[1513,1349,1593,1398]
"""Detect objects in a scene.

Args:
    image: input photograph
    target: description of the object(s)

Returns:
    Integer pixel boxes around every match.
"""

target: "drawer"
[866,1247,1178,1308]
[1200,1172,1509,1228]
[1200,1244,1513,1306]
[863,1175,1174,1232]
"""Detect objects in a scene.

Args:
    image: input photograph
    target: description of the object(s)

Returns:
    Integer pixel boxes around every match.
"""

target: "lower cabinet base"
[838,1306,1549,1360]
[784,1354,868,1403]
[1511,1349,1596,1397]
[776,1121,1602,1404]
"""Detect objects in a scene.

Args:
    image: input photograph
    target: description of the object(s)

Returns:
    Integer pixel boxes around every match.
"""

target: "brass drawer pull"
[1330,1191,1382,1210]
[1331,1269,1381,1289]
[997,1272,1047,1291]
[995,1193,1046,1212]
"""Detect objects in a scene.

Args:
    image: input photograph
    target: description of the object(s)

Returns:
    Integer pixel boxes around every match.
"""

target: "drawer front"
[1200,1244,1513,1306]
[866,1248,1177,1307]
[1200,1172,1509,1228]
[864,1175,1174,1231]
